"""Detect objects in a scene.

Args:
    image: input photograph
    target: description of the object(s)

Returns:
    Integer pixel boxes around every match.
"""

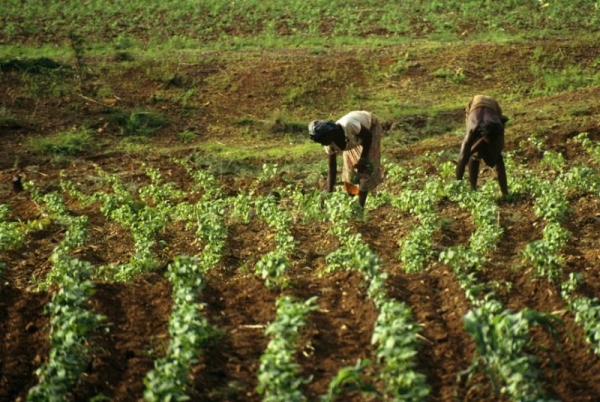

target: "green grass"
[197,139,315,161]
[0,107,19,127]
[29,128,93,156]
[176,130,198,143]
[109,109,169,137]
[531,64,600,96]
[3,0,600,179]
[1,0,599,54]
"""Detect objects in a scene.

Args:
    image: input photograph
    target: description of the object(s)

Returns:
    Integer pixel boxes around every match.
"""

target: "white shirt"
[324,111,372,155]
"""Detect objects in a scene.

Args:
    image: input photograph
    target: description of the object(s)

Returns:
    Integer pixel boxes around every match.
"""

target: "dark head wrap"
[308,120,338,143]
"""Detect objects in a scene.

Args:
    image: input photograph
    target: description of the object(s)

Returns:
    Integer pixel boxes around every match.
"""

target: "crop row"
[440,178,559,401]
[24,188,104,401]
[60,166,179,281]
[2,150,599,400]
[381,161,560,400]
[509,137,600,359]
[322,192,430,401]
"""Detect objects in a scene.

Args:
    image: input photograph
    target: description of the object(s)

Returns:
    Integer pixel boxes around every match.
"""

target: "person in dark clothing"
[457,95,509,195]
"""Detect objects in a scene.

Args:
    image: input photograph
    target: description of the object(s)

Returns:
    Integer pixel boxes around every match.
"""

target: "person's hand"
[356,157,369,173]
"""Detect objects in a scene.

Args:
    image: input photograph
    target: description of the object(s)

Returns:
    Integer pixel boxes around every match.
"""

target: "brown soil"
[1,40,600,402]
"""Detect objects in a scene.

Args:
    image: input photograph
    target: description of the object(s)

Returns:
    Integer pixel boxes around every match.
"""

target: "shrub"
[30,128,93,156]
[110,109,169,136]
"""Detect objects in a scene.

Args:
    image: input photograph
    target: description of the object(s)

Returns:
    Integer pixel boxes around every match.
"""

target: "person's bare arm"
[470,137,486,154]
[327,153,337,192]
[356,125,373,173]
[495,155,509,195]
[457,128,476,180]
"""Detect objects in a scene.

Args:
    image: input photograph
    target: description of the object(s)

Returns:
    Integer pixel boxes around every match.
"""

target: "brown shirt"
[465,95,504,118]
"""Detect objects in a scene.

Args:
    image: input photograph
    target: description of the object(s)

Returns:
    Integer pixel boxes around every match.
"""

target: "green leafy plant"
[253,194,296,288]
[372,300,430,401]
[561,273,600,356]
[144,256,215,401]
[462,301,563,401]
[62,166,178,281]
[393,179,444,273]
[573,132,600,165]
[320,359,377,402]
[0,204,28,251]
[256,296,319,402]
[26,188,105,401]
[570,297,600,356]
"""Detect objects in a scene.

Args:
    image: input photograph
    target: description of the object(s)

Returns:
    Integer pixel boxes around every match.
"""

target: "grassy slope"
[2,1,600,171]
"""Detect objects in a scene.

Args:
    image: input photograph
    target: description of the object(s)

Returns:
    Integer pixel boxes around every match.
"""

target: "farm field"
[2,1,600,401]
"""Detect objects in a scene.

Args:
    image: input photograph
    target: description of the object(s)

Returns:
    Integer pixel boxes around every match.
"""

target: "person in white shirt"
[308,110,383,208]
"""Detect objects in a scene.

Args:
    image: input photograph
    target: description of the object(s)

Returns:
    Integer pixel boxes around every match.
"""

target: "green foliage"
[573,132,600,165]
[144,256,215,402]
[523,222,570,282]
[3,1,600,399]
[560,272,583,300]
[110,109,169,137]
[320,184,429,401]
[227,192,255,224]
[62,166,181,281]
[532,183,570,222]
[2,0,598,49]
[397,218,438,273]
[257,163,280,183]
[438,179,503,300]
[463,300,563,401]
[439,246,486,303]
[561,274,600,356]
[30,128,93,156]
[143,173,226,401]
[27,266,104,402]
[372,300,430,401]
[320,359,378,402]
[515,170,575,281]
[571,297,600,356]
[531,64,600,96]
[432,67,466,84]
[26,188,105,401]
[505,153,600,361]
[0,204,28,251]
[391,169,446,275]
[256,296,318,402]
[17,149,600,400]
[541,150,566,172]
[256,251,290,289]
[254,194,296,288]
[281,187,329,223]
[0,106,19,127]
[176,130,197,143]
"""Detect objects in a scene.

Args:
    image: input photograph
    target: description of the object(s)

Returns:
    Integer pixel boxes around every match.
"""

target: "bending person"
[457,95,509,195]
[308,111,384,208]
